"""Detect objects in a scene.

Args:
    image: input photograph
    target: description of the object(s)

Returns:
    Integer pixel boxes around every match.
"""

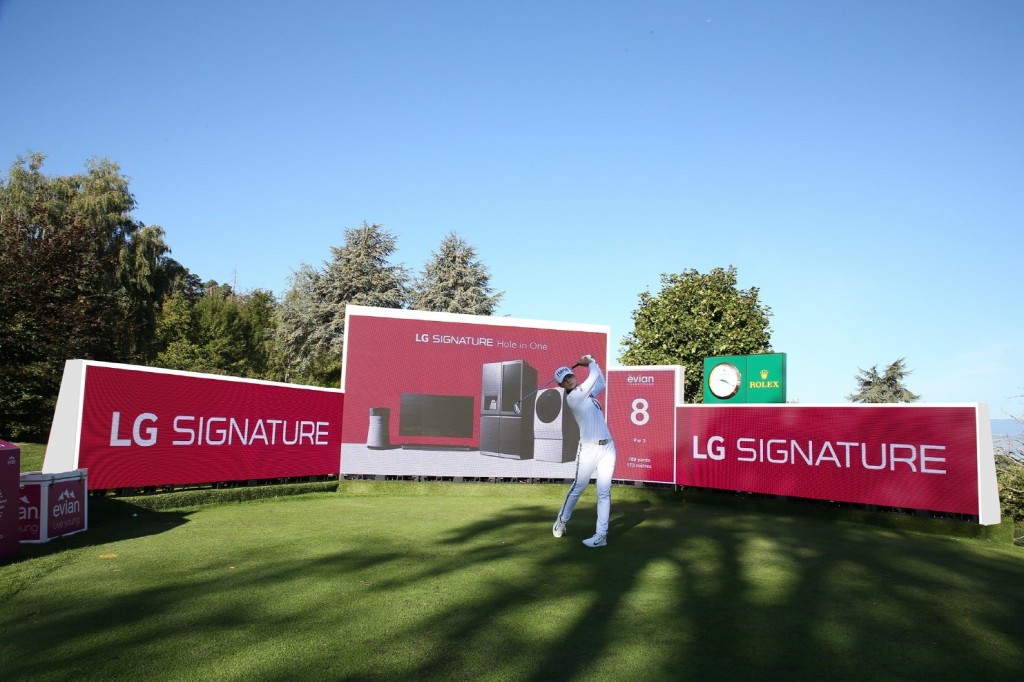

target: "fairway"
[2,485,1023,681]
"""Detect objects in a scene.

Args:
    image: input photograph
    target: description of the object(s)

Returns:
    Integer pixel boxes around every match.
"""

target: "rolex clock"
[702,353,787,403]
[708,361,742,399]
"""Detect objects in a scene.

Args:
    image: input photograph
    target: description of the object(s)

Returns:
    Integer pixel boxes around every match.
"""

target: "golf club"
[512,362,583,415]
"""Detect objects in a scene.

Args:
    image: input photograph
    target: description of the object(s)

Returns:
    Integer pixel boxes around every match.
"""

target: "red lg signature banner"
[47,362,345,490]
[677,405,982,515]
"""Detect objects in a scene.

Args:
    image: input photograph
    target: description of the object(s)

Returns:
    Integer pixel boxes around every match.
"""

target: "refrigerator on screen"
[480,359,537,459]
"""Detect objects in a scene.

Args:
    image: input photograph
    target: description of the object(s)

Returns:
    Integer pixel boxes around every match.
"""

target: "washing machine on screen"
[533,387,579,463]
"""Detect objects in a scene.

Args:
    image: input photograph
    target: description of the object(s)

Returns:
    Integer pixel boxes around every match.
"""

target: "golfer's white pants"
[558,440,617,537]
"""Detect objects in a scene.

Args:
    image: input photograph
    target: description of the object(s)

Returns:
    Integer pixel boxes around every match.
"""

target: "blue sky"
[2,1,1022,417]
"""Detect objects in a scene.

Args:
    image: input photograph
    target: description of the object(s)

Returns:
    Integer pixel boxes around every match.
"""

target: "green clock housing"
[703,353,787,404]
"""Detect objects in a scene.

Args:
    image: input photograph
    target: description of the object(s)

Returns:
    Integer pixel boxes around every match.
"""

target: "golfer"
[551,354,617,548]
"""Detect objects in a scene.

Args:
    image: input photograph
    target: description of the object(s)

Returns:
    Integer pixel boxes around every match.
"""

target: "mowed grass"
[2,484,1024,682]
[11,442,44,472]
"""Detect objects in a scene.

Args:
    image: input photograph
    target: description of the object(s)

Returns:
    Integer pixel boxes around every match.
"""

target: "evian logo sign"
[19,495,38,521]
[627,375,655,385]
[18,483,43,542]
[53,488,81,517]
[47,479,87,537]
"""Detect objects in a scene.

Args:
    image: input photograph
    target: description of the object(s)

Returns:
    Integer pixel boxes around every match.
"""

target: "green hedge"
[97,480,341,513]
[337,480,1013,544]
[78,478,1015,545]
[9,438,1013,545]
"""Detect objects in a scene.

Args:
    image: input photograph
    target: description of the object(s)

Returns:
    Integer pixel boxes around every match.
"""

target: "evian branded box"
[0,440,20,560]
[19,469,88,543]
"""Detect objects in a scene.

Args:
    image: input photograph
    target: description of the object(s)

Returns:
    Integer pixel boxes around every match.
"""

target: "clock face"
[709,362,742,399]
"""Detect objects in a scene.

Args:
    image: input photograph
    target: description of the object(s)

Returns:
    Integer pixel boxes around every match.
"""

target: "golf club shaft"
[515,379,557,406]
[514,362,582,407]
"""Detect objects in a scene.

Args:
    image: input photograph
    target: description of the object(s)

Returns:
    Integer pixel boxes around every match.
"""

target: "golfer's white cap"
[554,366,574,384]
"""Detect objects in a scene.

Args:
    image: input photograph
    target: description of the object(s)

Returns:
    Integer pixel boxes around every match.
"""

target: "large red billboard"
[677,404,993,518]
[44,362,345,489]
[340,306,611,480]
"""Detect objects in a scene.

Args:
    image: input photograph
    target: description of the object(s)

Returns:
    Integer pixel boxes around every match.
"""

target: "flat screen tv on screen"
[398,394,475,438]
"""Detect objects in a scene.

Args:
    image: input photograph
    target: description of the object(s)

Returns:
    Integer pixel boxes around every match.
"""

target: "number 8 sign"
[606,366,684,484]
[631,398,651,426]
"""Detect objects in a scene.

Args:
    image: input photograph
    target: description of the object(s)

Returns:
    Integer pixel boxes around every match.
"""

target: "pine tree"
[276,222,408,386]
[410,231,503,315]
[847,357,920,403]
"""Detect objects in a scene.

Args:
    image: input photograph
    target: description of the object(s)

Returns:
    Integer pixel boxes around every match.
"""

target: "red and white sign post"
[606,367,684,484]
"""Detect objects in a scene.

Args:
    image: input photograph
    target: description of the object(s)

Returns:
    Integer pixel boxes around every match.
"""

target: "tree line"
[3,153,923,442]
[0,154,502,440]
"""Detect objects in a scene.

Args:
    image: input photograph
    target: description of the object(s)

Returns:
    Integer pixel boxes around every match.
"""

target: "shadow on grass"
[2,492,1022,681]
[8,496,190,564]
[376,498,1024,681]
